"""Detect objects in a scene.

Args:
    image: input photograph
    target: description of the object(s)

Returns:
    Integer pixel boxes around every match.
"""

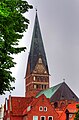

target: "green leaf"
[0,0,33,94]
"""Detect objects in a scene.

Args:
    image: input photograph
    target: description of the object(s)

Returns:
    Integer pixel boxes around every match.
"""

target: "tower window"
[38,58,42,63]
[45,85,46,89]
[33,76,36,81]
[42,85,43,89]
[37,77,40,81]
[42,85,47,89]
[41,77,44,81]
[34,84,39,89]
[34,85,37,89]
[37,85,39,89]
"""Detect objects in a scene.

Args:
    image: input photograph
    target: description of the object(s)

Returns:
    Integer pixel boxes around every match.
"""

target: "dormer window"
[69,114,73,119]
[38,58,42,63]
[27,106,31,112]
[44,71,47,74]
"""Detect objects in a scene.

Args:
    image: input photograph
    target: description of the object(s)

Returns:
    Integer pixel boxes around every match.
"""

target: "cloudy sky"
[0,0,79,104]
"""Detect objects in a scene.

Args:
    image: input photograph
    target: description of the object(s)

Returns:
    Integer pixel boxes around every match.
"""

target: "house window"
[33,116,38,120]
[34,84,39,89]
[48,116,53,120]
[40,116,46,120]
[44,107,47,112]
[39,106,43,111]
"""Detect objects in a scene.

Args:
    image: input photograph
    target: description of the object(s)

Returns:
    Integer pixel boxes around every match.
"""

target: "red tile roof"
[10,96,33,115]
[58,102,79,120]
[23,94,51,115]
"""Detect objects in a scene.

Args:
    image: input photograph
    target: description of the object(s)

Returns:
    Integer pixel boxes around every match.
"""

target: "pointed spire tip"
[63,78,65,83]
[35,8,37,12]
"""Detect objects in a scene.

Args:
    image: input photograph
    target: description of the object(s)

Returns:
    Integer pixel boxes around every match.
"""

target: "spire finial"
[63,78,65,82]
[35,8,37,12]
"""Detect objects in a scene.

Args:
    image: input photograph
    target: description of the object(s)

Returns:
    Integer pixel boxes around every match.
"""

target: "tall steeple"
[25,12,49,97]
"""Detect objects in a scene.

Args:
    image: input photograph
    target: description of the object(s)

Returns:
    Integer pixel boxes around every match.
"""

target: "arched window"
[39,106,43,111]
[44,107,47,112]
[33,76,36,81]
[40,116,46,120]
[48,116,53,120]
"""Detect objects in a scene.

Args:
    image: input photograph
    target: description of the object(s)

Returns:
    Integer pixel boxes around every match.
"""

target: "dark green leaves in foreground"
[0,0,33,94]
[74,105,79,120]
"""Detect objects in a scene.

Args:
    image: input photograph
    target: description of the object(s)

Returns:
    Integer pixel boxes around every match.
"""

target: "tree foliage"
[0,0,33,94]
[74,105,79,120]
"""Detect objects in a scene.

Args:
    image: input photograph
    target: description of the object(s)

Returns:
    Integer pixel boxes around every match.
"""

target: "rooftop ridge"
[36,82,62,98]
[36,81,79,102]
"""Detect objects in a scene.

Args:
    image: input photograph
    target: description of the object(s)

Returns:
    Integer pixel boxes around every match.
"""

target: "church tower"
[25,12,49,97]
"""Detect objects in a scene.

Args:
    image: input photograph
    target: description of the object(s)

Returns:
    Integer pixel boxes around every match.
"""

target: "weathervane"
[35,8,37,12]
[63,78,65,82]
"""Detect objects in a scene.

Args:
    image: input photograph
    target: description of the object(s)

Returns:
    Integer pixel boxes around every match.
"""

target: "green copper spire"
[28,12,49,74]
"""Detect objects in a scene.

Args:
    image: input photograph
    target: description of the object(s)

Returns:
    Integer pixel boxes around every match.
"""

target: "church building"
[3,12,79,120]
